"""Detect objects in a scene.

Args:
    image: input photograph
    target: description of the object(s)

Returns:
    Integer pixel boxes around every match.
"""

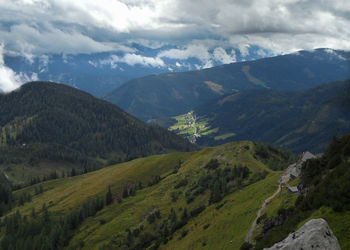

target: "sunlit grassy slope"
[9,141,291,249]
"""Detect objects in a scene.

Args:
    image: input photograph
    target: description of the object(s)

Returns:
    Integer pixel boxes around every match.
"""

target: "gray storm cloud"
[0,0,349,58]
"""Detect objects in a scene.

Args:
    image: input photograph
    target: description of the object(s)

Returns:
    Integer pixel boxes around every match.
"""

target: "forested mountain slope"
[167,79,350,153]
[104,49,350,121]
[0,82,196,183]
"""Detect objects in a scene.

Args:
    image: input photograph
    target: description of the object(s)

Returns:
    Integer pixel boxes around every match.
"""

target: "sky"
[0,0,350,92]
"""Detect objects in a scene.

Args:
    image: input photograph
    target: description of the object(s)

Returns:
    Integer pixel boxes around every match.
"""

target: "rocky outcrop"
[256,208,294,241]
[279,151,316,184]
[264,218,341,250]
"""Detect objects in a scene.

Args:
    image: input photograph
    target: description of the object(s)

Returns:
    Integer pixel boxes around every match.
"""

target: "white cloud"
[39,55,49,72]
[212,47,236,64]
[88,60,98,67]
[0,44,37,93]
[238,44,250,57]
[256,49,268,57]
[158,44,211,62]
[202,60,214,69]
[101,53,165,68]
[158,45,237,69]
[324,48,346,61]
[0,65,22,93]
[122,53,165,67]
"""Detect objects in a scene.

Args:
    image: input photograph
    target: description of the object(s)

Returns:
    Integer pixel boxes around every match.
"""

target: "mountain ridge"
[104,48,350,121]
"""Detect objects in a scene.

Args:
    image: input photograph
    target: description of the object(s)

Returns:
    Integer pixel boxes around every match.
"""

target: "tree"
[71,168,76,177]
[210,180,222,204]
[122,186,129,198]
[106,185,113,206]
[240,242,253,250]
[31,207,36,218]
[181,208,188,222]
[42,203,49,222]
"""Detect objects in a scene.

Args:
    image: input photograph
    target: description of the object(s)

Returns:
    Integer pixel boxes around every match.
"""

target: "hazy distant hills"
[4,44,271,96]
[0,82,195,181]
[187,79,350,153]
[104,49,350,121]
[4,52,167,97]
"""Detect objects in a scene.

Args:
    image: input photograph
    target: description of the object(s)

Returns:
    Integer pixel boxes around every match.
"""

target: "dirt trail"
[245,184,281,243]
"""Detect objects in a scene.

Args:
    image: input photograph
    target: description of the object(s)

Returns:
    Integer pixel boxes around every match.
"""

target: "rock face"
[264,218,341,250]
[279,151,316,184]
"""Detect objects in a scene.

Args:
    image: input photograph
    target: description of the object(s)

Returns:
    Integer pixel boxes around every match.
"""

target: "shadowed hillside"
[166,79,350,153]
[104,49,350,121]
[0,82,196,183]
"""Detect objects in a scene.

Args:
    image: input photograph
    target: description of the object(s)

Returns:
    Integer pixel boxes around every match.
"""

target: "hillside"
[104,49,350,121]
[254,134,350,250]
[0,141,295,250]
[1,133,349,250]
[167,79,350,153]
[0,82,196,183]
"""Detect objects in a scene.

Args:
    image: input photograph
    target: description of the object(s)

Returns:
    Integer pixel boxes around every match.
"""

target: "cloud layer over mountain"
[1,0,349,57]
[0,0,349,92]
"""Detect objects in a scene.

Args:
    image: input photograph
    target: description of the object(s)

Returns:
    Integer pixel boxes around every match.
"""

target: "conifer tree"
[106,185,113,206]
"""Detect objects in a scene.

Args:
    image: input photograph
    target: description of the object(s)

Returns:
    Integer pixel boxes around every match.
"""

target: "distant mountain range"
[0,82,195,182]
[4,44,271,96]
[104,49,350,121]
[166,79,350,153]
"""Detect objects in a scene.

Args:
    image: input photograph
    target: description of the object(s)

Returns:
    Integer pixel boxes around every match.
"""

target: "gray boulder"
[264,218,341,250]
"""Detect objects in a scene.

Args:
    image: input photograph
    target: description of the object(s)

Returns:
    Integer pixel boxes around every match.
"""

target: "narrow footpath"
[245,184,282,243]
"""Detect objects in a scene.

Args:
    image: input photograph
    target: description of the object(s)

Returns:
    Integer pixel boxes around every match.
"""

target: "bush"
[190,205,206,218]
[240,242,253,250]
[205,159,219,170]
[174,179,188,189]
[180,230,188,239]
[203,224,210,230]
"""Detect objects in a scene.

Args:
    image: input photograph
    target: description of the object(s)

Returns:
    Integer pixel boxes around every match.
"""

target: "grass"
[251,184,299,241]
[68,141,280,249]
[5,141,289,249]
[264,186,298,219]
[297,207,350,250]
[12,152,193,216]
[163,172,280,250]
[242,65,268,88]
[202,127,219,136]
[287,176,300,186]
[204,81,224,94]
[168,111,215,141]
[0,160,79,184]
[214,133,236,141]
